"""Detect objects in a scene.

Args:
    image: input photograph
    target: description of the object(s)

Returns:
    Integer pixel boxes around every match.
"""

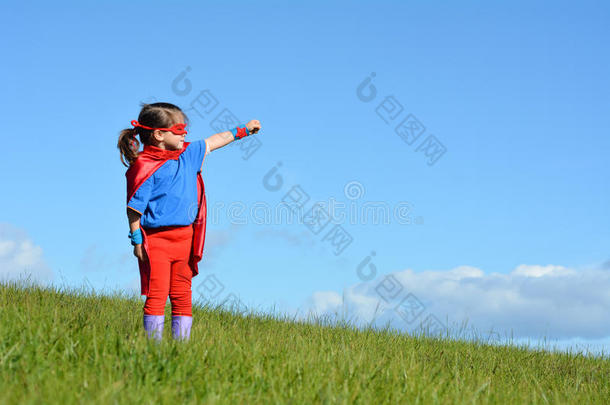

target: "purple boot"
[143,314,165,341]
[171,316,192,341]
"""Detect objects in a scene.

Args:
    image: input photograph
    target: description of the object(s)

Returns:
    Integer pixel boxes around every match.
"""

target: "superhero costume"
[125,142,207,296]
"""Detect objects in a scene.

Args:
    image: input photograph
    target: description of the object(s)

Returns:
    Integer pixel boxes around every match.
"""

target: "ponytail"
[117,127,140,167]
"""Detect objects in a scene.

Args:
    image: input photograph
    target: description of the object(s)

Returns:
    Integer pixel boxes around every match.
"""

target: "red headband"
[131,120,188,135]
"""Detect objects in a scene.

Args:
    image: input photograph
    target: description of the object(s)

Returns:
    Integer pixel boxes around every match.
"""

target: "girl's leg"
[169,227,194,340]
[169,259,193,317]
[142,232,173,341]
[143,257,172,315]
[169,260,193,340]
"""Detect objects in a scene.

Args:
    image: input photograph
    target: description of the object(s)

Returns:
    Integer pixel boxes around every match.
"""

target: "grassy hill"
[1,280,609,404]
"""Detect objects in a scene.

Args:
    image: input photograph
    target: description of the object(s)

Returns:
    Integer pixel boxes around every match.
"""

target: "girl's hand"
[133,244,148,262]
[246,120,261,134]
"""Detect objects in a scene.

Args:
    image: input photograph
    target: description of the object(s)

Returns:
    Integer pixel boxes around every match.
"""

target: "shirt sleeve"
[127,176,153,215]
[184,139,208,173]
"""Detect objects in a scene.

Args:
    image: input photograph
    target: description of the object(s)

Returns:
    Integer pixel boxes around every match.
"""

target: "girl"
[117,102,261,341]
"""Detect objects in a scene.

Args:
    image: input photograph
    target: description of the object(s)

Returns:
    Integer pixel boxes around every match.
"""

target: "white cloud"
[0,223,53,285]
[511,264,575,278]
[301,263,610,343]
[306,291,343,314]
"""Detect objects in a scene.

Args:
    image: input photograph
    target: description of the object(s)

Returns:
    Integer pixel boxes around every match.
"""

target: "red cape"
[125,143,207,296]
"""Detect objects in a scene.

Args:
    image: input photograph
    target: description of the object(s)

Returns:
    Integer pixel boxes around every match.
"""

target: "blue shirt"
[128,140,208,228]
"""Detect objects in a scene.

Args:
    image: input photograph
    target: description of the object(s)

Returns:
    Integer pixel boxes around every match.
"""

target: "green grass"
[1,279,609,404]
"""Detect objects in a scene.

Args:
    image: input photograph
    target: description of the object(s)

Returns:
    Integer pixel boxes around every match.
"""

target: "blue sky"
[1,1,609,353]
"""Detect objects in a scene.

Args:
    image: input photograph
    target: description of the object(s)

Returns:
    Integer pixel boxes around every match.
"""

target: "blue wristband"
[128,228,143,245]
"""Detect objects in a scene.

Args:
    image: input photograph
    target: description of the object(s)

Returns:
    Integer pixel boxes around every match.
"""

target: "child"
[117,102,261,341]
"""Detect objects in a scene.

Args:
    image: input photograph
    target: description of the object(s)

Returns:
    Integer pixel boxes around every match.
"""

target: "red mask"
[131,120,188,135]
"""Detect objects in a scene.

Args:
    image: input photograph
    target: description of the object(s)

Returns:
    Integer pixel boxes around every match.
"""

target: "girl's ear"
[152,130,164,142]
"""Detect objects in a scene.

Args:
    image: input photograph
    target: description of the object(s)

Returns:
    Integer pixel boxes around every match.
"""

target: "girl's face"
[153,114,187,150]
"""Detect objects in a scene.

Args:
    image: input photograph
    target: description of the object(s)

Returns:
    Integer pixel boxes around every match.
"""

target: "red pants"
[142,225,194,317]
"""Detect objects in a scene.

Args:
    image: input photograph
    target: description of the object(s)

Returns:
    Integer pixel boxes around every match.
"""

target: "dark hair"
[117,102,188,167]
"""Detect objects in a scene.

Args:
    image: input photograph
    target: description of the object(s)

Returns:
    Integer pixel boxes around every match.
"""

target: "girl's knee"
[144,294,169,315]
[169,290,191,303]
[170,293,192,316]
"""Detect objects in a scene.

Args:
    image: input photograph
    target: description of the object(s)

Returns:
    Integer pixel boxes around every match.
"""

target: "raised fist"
[246,120,261,134]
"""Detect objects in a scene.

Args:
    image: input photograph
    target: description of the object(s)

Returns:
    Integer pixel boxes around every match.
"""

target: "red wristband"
[235,127,249,140]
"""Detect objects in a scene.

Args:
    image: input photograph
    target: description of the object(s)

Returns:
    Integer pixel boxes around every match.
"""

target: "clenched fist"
[246,120,261,134]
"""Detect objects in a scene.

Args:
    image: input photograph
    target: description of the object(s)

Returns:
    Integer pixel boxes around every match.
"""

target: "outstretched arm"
[204,130,234,152]
[204,120,261,152]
